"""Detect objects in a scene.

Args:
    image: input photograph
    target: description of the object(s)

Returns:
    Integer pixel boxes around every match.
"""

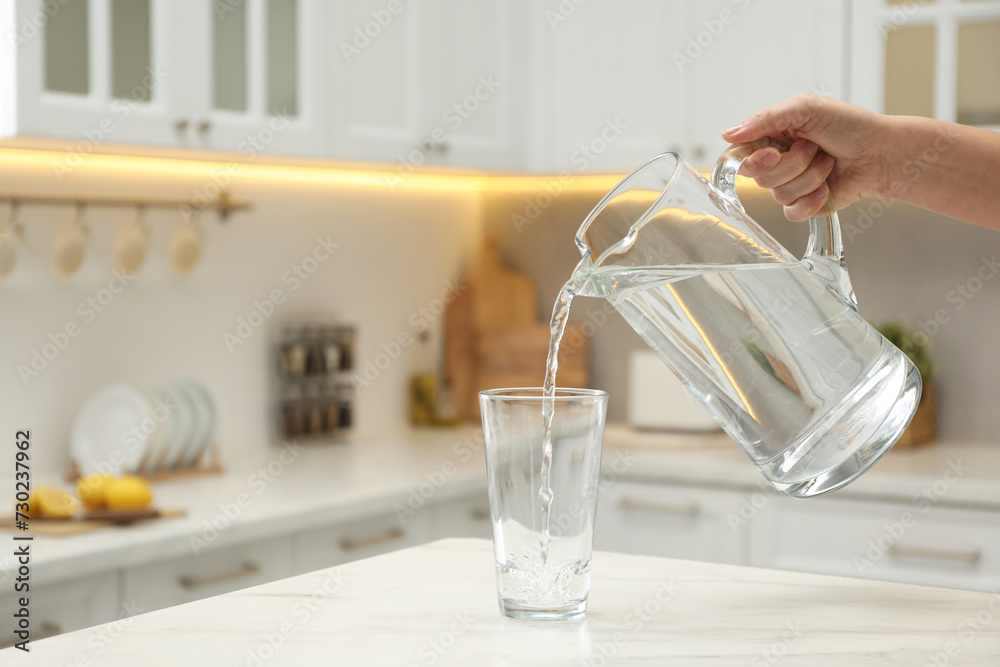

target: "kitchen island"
[4,538,998,665]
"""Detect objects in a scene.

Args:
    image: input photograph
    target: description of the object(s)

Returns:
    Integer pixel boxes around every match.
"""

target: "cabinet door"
[179,0,326,155]
[752,495,1000,593]
[292,509,431,575]
[121,537,293,614]
[327,0,427,162]
[596,481,747,565]
[420,0,531,169]
[429,493,493,540]
[0,572,118,648]
[5,0,182,146]
[542,0,685,172]
[686,0,847,166]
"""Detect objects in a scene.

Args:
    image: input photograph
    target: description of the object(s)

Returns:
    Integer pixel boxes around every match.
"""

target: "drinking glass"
[480,388,607,621]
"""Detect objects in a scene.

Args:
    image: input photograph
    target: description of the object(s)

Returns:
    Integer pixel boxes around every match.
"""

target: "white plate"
[180,380,217,468]
[147,384,194,472]
[71,383,161,476]
[153,383,196,472]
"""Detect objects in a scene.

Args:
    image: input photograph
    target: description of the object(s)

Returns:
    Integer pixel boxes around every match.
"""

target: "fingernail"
[819,153,835,168]
[723,122,744,135]
[761,151,780,167]
[813,184,829,199]
[803,140,818,153]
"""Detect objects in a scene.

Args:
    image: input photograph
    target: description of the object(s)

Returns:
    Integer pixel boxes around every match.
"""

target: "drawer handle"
[619,497,701,516]
[887,545,983,563]
[339,528,405,552]
[469,508,491,522]
[1,622,60,648]
[178,561,261,590]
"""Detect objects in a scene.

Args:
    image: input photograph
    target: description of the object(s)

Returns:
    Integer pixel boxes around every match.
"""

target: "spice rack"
[276,319,357,442]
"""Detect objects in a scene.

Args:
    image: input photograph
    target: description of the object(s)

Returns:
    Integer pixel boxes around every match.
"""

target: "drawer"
[292,509,431,574]
[596,481,748,565]
[122,537,292,613]
[0,572,118,648]
[429,493,492,540]
[753,496,1000,592]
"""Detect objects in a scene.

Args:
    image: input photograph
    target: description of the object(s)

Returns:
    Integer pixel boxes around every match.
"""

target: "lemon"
[35,486,78,519]
[76,473,113,509]
[103,476,153,511]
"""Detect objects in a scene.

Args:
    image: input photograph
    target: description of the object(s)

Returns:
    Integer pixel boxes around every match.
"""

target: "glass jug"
[572,139,921,498]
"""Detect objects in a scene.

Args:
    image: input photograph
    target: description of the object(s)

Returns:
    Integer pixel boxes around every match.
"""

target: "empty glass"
[480,388,607,621]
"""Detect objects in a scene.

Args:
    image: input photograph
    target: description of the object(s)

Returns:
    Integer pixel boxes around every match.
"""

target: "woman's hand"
[722,94,890,222]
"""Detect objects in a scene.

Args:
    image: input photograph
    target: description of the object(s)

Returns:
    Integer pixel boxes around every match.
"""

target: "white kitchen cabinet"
[684,0,848,165]
[540,0,684,172]
[1,0,324,154]
[1,0,182,146]
[176,0,326,155]
[121,536,293,614]
[538,0,848,172]
[851,0,1000,129]
[327,0,531,170]
[595,480,748,565]
[752,495,1000,593]
[292,508,431,574]
[0,572,118,649]
[428,493,493,540]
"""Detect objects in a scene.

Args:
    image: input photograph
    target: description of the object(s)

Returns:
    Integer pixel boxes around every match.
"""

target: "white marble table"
[4,538,998,665]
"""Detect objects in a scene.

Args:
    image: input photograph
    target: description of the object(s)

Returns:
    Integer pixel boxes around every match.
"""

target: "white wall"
[0,151,482,472]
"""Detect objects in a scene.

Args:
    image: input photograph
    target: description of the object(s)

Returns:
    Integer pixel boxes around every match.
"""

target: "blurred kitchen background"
[6,0,1000,645]
[3,0,999,472]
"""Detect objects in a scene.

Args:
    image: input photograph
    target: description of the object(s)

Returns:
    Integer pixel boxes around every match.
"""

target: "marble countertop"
[3,424,998,587]
[5,538,998,665]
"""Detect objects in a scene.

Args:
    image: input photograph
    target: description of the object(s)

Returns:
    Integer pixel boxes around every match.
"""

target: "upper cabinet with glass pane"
[851,0,1000,130]
[0,0,324,155]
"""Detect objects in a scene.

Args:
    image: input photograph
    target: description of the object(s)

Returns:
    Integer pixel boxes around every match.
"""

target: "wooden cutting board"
[1,508,186,536]
[445,237,590,419]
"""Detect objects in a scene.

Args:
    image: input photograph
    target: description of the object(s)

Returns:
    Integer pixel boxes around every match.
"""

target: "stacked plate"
[71,380,218,477]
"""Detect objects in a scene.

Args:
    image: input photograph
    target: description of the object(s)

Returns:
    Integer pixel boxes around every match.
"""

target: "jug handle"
[711,138,859,311]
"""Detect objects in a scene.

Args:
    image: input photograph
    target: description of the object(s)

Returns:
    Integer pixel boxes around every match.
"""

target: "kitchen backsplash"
[0,151,481,471]
[484,183,1000,444]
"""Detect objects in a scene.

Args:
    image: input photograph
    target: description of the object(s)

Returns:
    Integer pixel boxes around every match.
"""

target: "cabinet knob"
[198,120,212,133]
[175,119,190,132]
[693,146,706,161]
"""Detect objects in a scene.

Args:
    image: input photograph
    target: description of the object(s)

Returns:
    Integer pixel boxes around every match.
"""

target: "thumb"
[721,95,816,143]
